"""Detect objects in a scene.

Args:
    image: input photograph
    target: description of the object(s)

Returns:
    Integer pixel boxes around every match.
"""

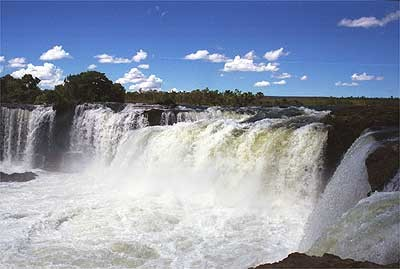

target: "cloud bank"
[338,10,400,28]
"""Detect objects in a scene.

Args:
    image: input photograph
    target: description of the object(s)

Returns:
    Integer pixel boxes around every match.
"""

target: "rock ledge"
[251,252,399,268]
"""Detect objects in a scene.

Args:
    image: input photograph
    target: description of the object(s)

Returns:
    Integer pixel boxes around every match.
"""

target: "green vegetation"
[1,71,125,110]
[1,72,398,109]
[125,88,399,107]
[1,74,42,104]
[33,71,125,110]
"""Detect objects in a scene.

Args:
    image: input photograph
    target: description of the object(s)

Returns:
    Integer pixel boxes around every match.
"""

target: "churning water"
[0,104,398,268]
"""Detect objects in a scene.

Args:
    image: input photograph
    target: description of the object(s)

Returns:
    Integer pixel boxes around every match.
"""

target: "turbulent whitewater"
[0,104,331,268]
[1,104,398,268]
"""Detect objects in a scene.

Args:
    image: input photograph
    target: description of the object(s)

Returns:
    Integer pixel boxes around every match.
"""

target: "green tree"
[1,74,42,104]
[56,71,125,104]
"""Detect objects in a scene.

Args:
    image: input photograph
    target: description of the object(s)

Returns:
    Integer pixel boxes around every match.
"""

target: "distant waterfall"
[0,105,55,168]
[69,104,150,165]
[160,111,176,125]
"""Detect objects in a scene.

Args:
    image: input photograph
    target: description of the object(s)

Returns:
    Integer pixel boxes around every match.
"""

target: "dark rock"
[0,171,37,182]
[366,141,399,191]
[0,103,38,111]
[322,105,399,177]
[145,109,163,126]
[251,252,399,268]
[103,102,127,112]
[44,104,75,171]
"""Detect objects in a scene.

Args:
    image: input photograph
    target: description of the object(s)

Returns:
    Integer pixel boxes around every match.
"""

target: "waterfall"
[300,131,380,251]
[0,105,340,268]
[300,128,400,254]
[69,104,149,165]
[308,192,400,265]
[0,105,55,169]
[160,111,176,125]
[176,107,251,123]
[106,119,328,207]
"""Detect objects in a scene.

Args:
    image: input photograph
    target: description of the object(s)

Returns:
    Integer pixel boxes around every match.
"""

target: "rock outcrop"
[252,252,399,268]
[366,140,399,191]
[322,105,399,176]
[0,171,37,182]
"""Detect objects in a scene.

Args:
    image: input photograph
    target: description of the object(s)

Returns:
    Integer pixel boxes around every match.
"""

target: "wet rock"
[322,105,399,177]
[0,103,38,111]
[0,171,37,182]
[145,109,163,126]
[366,141,399,192]
[251,252,399,268]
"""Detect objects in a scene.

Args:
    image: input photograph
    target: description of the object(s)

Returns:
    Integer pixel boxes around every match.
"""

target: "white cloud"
[8,57,27,68]
[0,56,4,73]
[40,45,71,61]
[185,50,209,60]
[184,50,229,63]
[95,50,148,64]
[263,48,289,61]
[335,81,359,87]
[129,75,162,91]
[95,54,131,64]
[272,72,291,79]
[273,79,287,85]
[254,80,270,87]
[244,50,256,60]
[87,64,97,70]
[169,87,178,93]
[116,67,162,91]
[116,68,145,84]
[208,53,229,63]
[351,72,384,81]
[223,56,279,72]
[300,75,308,81]
[138,64,150,69]
[338,10,400,28]
[132,49,148,62]
[11,63,64,89]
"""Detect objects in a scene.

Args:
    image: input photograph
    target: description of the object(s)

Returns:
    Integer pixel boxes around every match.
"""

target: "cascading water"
[300,129,400,264]
[175,107,251,123]
[0,105,332,268]
[307,192,400,265]
[69,104,149,165]
[0,105,55,169]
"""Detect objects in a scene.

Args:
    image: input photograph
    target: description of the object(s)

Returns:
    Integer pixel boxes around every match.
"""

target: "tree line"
[1,71,398,109]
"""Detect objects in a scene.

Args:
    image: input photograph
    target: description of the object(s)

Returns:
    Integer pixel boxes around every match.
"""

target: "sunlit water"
[2,104,397,268]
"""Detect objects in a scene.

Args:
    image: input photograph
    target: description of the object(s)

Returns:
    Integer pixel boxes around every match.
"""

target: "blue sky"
[1,1,399,97]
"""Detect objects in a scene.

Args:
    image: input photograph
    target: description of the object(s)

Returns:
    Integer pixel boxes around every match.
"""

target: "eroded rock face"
[251,252,399,268]
[322,105,399,176]
[0,171,37,182]
[366,141,399,192]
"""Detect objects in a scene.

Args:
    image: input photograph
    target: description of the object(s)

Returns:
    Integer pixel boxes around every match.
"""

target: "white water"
[300,131,380,251]
[0,106,55,169]
[70,104,149,165]
[0,106,330,268]
[308,191,400,265]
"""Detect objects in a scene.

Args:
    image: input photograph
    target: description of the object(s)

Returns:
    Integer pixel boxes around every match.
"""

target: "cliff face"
[251,253,399,268]
[366,140,399,192]
[322,105,399,178]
